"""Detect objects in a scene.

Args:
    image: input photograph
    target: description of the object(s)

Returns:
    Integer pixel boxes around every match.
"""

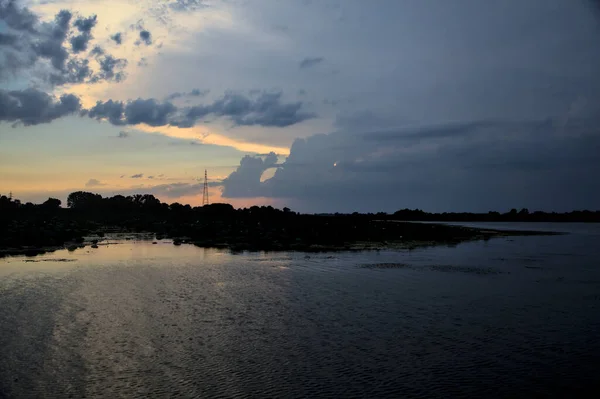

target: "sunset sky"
[2,0,600,212]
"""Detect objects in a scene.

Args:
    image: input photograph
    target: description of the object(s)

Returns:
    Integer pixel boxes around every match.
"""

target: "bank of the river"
[0,219,561,258]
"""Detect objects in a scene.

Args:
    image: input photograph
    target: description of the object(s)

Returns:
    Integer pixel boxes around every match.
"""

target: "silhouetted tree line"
[3,192,599,224]
[390,208,600,223]
[0,191,595,255]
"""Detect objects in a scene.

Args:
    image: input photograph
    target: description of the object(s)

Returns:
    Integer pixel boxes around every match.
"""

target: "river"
[1,223,599,398]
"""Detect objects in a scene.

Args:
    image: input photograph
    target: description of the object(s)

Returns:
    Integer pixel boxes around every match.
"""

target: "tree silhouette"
[42,198,62,210]
[67,191,103,209]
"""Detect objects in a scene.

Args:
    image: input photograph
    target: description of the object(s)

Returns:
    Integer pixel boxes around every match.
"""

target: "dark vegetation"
[391,208,600,223]
[1,192,581,257]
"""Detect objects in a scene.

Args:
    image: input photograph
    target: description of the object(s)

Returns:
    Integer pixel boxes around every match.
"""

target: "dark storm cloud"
[0,0,38,33]
[89,91,314,128]
[361,121,497,143]
[166,88,210,100]
[87,98,174,126]
[174,91,315,128]
[221,118,600,212]
[138,30,152,45]
[0,88,81,126]
[110,32,122,45]
[0,2,127,84]
[221,152,278,197]
[125,98,176,126]
[299,56,324,69]
[86,99,126,125]
[0,32,18,45]
[3,88,310,129]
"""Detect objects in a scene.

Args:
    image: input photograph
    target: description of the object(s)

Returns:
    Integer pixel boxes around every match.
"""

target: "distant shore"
[0,220,561,258]
[1,191,580,258]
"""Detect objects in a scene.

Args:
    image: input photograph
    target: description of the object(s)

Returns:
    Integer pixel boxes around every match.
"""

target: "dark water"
[1,223,599,398]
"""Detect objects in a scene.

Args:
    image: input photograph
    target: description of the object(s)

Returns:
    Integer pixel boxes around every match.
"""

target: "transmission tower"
[202,169,209,205]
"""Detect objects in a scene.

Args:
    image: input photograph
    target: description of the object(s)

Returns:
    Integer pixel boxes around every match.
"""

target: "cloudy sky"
[1,0,600,212]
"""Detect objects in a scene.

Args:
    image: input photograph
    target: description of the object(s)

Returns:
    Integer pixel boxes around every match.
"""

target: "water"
[1,223,599,398]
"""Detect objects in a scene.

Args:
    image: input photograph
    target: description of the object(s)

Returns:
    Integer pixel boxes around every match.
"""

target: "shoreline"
[0,222,563,259]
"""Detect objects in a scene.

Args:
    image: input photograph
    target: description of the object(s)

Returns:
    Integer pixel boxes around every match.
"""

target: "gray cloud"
[0,3,126,84]
[117,131,129,138]
[167,0,210,12]
[73,14,97,33]
[92,54,127,82]
[131,173,144,178]
[125,98,176,126]
[221,152,278,197]
[85,178,106,187]
[299,56,324,69]
[48,58,91,85]
[34,9,71,70]
[70,34,90,53]
[221,117,600,212]
[88,91,314,128]
[86,99,125,125]
[0,0,38,33]
[110,32,122,45]
[70,15,97,53]
[138,30,152,45]
[175,91,315,128]
[166,88,210,100]
[90,45,104,56]
[0,88,81,126]
[0,32,18,45]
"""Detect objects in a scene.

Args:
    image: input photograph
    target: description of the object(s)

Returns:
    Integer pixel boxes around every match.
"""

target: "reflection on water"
[1,224,600,398]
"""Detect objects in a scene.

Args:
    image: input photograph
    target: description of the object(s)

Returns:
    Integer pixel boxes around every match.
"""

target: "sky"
[1,0,600,213]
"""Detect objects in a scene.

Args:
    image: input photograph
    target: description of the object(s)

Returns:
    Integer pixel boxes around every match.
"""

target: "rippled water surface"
[1,223,600,398]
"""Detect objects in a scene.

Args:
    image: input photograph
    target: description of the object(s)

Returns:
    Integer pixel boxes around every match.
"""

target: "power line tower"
[202,169,209,206]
